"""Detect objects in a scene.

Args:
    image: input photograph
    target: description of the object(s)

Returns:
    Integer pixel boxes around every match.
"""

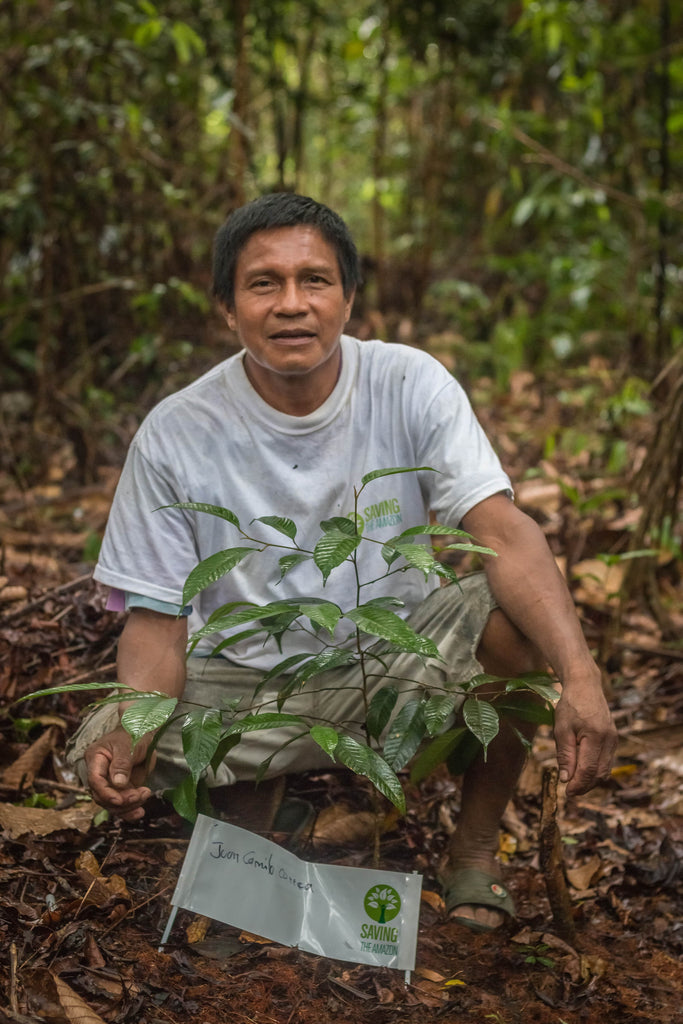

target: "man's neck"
[242,351,342,416]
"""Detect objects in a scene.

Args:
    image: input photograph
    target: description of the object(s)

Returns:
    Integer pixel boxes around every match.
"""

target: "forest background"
[0,2,682,1023]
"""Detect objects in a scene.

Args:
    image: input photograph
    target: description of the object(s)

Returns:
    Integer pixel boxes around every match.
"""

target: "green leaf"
[133,19,164,47]
[188,600,297,646]
[386,542,442,580]
[423,694,458,736]
[206,628,264,657]
[313,530,361,584]
[361,596,405,610]
[223,712,306,737]
[299,601,342,634]
[209,732,242,774]
[465,672,505,691]
[462,697,499,756]
[278,552,311,580]
[182,547,256,605]
[443,543,498,557]
[14,681,123,704]
[504,673,559,703]
[410,727,467,784]
[170,20,205,63]
[163,501,241,530]
[252,515,297,540]
[320,516,358,536]
[120,696,178,744]
[334,735,406,813]
[383,699,426,770]
[181,708,223,783]
[278,649,357,704]
[495,699,555,726]
[345,605,440,658]
[167,773,197,823]
[393,523,473,540]
[309,725,339,759]
[253,653,312,696]
[206,600,256,624]
[366,685,399,740]
[360,466,436,486]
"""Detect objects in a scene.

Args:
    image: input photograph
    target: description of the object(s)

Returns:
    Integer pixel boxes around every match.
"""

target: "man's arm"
[85,608,187,820]
[461,492,617,795]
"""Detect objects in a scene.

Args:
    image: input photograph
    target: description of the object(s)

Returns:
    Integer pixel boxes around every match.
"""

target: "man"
[71,193,616,933]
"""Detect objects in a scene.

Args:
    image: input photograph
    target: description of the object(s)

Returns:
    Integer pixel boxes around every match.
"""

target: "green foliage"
[21,468,557,822]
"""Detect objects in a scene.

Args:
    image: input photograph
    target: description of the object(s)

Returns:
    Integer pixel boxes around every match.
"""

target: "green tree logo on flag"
[364,885,401,923]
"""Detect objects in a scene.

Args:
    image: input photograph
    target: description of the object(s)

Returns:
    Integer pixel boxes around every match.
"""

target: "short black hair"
[212,192,361,307]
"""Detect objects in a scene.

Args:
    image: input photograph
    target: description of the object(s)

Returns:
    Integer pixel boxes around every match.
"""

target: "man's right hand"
[85,726,155,821]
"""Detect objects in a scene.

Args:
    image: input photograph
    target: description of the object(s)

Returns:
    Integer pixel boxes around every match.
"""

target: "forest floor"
[0,360,681,1024]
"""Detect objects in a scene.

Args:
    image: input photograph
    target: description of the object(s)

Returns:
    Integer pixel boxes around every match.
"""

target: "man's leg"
[442,607,546,930]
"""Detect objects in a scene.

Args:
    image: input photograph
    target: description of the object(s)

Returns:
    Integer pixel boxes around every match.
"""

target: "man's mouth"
[270,329,316,342]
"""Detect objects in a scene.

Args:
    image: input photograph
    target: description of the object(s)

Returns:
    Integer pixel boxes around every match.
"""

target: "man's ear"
[219,302,237,333]
[344,289,356,323]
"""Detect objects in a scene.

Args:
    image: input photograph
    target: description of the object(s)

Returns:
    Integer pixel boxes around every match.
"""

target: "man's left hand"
[553,671,618,795]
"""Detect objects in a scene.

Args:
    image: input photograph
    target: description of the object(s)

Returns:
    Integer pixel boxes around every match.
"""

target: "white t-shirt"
[94,336,511,669]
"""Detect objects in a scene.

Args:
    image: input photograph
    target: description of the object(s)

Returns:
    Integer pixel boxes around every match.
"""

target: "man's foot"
[440,856,515,933]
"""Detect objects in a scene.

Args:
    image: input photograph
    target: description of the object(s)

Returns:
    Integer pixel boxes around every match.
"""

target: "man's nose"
[275,279,307,314]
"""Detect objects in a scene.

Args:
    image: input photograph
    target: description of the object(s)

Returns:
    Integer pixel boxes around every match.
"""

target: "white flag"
[167,814,422,970]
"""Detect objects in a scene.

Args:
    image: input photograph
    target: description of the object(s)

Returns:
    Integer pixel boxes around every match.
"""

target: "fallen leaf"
[312,806,377,846]
[52,974,107,1024]
[566,855,603,890]
[420,889,445,913]
[572,559,625,608]
[186,914,211,944]
[415,967,446,983]
[238,930,272,945]
[76,850,129,906]
[0,801,97,838]
[1,726,58,788]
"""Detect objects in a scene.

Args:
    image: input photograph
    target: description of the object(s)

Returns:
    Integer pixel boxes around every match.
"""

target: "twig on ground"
[0,572,92,625]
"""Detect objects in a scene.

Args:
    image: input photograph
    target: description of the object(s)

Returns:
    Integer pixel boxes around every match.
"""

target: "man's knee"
[476,608,545,679]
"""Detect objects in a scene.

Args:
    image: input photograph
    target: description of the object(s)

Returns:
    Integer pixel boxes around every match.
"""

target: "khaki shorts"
[67,573,496,790]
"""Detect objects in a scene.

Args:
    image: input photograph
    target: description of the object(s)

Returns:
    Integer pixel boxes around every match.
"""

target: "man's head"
[213,193,361,308]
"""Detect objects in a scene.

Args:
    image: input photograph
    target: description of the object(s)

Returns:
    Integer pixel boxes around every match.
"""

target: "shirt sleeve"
[93,439,200,605]
[413,373,512,526]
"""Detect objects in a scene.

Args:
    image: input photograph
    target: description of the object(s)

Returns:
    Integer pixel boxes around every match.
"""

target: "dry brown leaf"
[186,914,211,944]
[1,726,58,788]
[420,889,445,913]
[84,934,106,970]
[515,478,562,516]
[0,585,28,603]
[0,801,97,839]
[52,975,107,1024]
[572,559,624,608]
[76,850,101,877]
[566,854,603,891]
[312,806,377,846]
[75,850,129,905]
[238,930,273,945]
[415,966,446,983]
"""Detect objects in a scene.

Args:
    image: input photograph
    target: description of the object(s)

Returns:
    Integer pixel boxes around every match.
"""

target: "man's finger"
[554,723,577,786]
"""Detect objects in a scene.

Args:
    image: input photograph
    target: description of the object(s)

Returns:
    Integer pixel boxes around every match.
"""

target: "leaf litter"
[0,366,681,1023]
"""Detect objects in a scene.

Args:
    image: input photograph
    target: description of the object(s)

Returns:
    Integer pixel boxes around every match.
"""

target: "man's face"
[223,226,354,410]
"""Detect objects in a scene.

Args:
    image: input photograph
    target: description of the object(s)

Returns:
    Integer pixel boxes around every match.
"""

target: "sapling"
[19,467,559,823]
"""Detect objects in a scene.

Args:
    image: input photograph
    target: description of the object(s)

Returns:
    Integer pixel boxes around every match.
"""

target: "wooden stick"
[539,767,576,944]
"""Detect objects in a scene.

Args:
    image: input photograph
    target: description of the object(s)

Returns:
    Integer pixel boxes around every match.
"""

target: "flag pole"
[158,904,179,952]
